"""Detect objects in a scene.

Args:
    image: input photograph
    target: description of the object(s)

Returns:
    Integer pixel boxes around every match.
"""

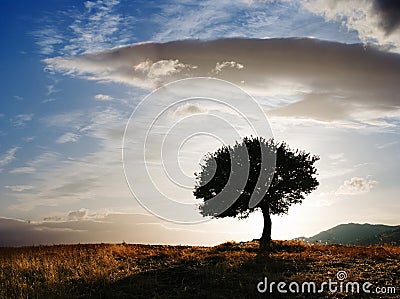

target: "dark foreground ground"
[0,241,398,298]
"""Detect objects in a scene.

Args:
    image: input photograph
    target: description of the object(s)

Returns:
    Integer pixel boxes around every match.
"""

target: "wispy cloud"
[43,111,87,130]
[152,0,245,41]
[5,185,35,192]
[64,0,134,55]
[46,83,59,96]
[32,26,64,55]
[33,0,136,56]
[9,167,36,174]
[7,107,129,212]
[149,0,359,44]
[336,177,378,195]
[0,147,18,172]
[42,98,56,104]
[12,114,34,127]
[56,132,80,144]
[28,151,62,169]
[375,141,398,149]
[13,95,23,101]
[94,94,114,101]
[22,136,35,142]
[43,107,128,142]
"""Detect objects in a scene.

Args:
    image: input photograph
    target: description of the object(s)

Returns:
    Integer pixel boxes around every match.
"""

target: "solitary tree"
[194,137,319,250]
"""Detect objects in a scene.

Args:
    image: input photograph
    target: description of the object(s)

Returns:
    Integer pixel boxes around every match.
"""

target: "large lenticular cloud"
[45,38,400,121]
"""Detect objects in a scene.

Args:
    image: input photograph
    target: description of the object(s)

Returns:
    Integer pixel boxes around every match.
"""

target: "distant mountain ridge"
[299,223,400,245]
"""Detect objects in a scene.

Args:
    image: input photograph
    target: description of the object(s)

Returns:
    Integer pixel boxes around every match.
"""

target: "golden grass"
[0,241,398,298]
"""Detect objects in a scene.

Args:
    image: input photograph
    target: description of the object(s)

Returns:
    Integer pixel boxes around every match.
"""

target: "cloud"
[44,38,400,123]
[13,95,23,101]
[33,0,136,56]
[212,61,244,74]
[0,213,257,246]
[43,107,127,142]
[7,107,129,212]
[46,83,59,96]
[22,136,35,142]
[9,167,36,174]
[94,94,114,101]
[5,185,35,192]
[0,147,18,171]
[151,0,247,41]
[12,114,34,127]
[64,0,127,55]
[302,0,400,52]
[32,26,64,55]
[375,141,398,149]
[327,153,346,163]
[336,177,378,195]
[131,59,197,87]
[173,103,209,118]
[42,98,56,104]
[269,93,351,121]
[28,151,62,168]
[56,132,80,144]
[150,0,310,43]
[43,111,87,129]
[67,208,88,220]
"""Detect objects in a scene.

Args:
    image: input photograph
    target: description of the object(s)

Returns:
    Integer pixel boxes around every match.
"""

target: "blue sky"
[1,0,400,246]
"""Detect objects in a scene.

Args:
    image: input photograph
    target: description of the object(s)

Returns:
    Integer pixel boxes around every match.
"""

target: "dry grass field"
[0,241,398,298]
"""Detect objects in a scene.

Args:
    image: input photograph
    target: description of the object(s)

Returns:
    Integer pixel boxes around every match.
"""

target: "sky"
[1,0,400,246]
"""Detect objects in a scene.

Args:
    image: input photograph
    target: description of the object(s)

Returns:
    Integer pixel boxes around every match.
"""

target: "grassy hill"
[0,241,398,298]
[303,223,400,245]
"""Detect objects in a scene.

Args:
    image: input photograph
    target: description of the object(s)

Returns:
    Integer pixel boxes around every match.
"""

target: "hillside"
[303,223,400,245]
[0,241,398,298]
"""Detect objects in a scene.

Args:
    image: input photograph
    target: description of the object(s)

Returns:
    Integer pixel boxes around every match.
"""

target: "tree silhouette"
[194,137,319,250]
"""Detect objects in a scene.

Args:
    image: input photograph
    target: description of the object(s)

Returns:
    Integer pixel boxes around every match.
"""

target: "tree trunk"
[260,206,272,251]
